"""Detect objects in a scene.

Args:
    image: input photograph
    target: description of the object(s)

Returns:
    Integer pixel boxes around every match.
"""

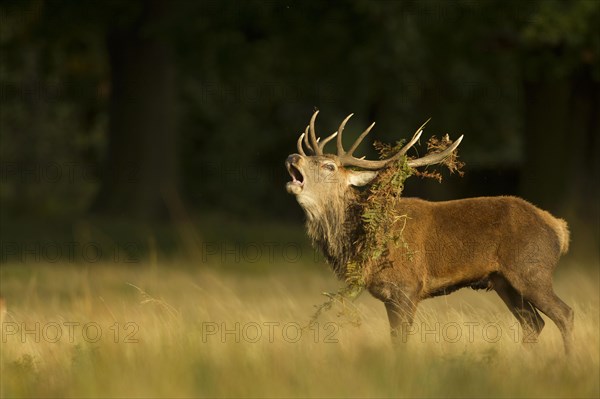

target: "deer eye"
[322,163,336,171]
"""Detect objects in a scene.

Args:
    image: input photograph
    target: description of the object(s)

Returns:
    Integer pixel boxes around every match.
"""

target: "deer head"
[285,111,463,216]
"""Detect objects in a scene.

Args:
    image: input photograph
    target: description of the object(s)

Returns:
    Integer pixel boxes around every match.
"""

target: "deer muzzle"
[285,154,304,195]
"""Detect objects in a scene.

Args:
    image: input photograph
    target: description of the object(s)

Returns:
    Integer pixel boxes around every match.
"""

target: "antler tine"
[318,131,338,153]
[303,125,314,154]
[407,135,464,168]
[336,113,354,155]
[344,118,428,163]
[346,121,375,156]
[396,118,430,157]
[296,133,306,156]
[309,110,321,155]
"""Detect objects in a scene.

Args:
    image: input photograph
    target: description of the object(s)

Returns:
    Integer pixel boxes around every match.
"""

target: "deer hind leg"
[525,287,574,354]
[492,274,545,343]
[503,273,574,354]
[384,290,419,343]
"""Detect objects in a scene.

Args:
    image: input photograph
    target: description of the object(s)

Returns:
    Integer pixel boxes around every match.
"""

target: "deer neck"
[304,189,364,279]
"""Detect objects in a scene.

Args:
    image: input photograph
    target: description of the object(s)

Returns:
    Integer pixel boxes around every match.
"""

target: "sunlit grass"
[1,260,598,398]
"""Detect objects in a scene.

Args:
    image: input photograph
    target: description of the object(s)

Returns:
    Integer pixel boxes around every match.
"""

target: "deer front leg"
[384,291,419,343]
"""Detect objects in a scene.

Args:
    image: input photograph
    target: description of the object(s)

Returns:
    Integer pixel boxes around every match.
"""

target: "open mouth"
[287,163,304,186]
[285,160,304,195]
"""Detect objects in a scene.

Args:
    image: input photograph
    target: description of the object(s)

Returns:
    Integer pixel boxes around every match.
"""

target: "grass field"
[1,252,598,398]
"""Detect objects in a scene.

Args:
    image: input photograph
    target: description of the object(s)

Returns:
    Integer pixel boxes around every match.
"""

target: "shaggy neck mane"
[303,189,364,279]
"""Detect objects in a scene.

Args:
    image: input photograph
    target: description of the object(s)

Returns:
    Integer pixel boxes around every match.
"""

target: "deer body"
[365,196,569,299]
[286,111,574,352]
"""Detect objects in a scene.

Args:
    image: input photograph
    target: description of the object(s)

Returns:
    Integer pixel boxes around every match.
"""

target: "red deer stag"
[285,111,573,352]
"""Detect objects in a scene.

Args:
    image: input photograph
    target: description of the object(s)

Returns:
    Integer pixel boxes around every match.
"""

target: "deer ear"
[347,170,378,187]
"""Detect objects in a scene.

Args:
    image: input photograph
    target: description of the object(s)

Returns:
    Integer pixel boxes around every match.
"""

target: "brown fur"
[286,153,574,353]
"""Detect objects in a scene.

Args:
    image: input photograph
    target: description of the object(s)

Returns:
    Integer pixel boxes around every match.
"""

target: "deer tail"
[555,218,570,255]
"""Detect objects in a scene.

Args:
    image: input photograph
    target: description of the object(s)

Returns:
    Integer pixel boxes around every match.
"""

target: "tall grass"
[1,260,598,398]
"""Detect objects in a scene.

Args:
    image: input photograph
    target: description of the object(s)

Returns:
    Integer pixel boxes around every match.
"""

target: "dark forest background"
[1,0,598,262]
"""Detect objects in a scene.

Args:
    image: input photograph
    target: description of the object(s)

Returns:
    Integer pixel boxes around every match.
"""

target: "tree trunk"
[93,0,178,220]
[563,69,600,260]
[520,79,571,213]
[521,68,599,260]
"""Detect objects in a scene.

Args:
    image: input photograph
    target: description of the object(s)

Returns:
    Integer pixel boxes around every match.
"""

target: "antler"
[296,110,338,156]
[406,135,463,168]
[296,110,463,170]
